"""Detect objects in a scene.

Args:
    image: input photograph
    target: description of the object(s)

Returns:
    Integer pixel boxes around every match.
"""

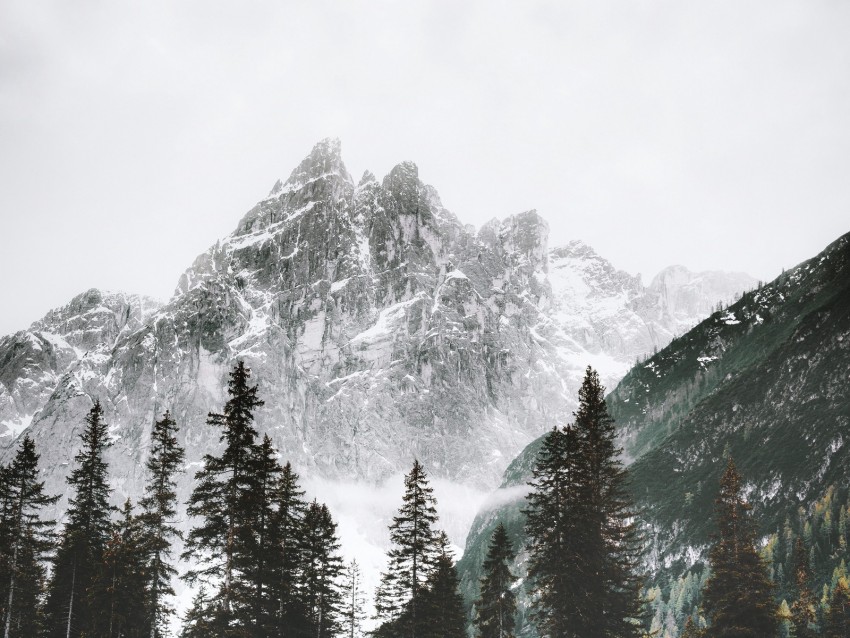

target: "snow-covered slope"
[0,140,754,602]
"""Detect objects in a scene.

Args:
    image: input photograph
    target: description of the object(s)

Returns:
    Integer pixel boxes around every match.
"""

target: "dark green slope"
[627,231,850,570]
[457,230,850,632]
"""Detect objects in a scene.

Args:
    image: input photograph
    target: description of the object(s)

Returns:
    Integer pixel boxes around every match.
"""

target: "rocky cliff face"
[0,140,754,568]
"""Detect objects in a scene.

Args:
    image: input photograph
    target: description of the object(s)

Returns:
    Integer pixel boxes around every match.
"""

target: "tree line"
[3,362,847,637]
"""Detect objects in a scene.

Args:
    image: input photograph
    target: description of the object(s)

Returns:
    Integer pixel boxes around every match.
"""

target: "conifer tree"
[572,367,644,637]
[139,410,185,638]
[270,462,308,636]
[246,435,282,637]
[341,560,367,638]
[473,523,516,638]
[180,587,214,638]
[702,458,777,638]
[300,501,343,638]
[375,460,440,638]
[825,579,850,638]
[420,532,466,638]
[44,400,114,638]
[791,537,817,638]
[89,499,147,638]
[524,423,588,637]
[0,435,57,638]
[681,616,703,638]
[183,360,264,634]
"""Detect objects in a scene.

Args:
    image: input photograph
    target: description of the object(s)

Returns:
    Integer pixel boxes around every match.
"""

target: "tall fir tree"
[270,462,308,637]
[375,460,440,638]
[0,435,57,638]
[791,537,818,638]
[572,367,645,637]
[139,410,185,638]
[702,458,777,638]
[180,587,214,638]
[43,400,114,638]
[89,499,147,638]
[525,367,644,638]
[341,560,367,638]
[525,423,592,637]
[473,523,516,638]
[420,532,466,638]
[183,360,264,635]
[300,500,344,638]
[246,435,282,637]
[824,579,850,638]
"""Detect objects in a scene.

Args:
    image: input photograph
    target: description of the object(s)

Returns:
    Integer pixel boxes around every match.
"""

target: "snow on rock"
[0,139,755,611]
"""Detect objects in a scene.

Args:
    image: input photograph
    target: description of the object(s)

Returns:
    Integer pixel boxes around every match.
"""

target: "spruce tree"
[246,435,282,637]
[702,458,777,638]
[524,424,589,637]
[681,616,703,638]
[139,410,185,638]
[572,367,644,637]
[375,460,440,638]
[0,435,57,638]
[270,462,308,636]
[791,537,817,638]
[825,579,850,638]
[89,499,147,638]
[183,360,264,634]
[300,501,343,638]
[474,523,516,638]
[420,532,466,638]
[43,400,114,638]
[341,560,367,638]
[180,587,214,638]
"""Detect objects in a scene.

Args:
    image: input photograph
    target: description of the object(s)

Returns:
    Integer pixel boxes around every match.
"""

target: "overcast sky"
[1,1,848,336]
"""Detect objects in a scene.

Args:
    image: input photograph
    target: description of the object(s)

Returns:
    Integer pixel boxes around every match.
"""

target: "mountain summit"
[0,141,754,538]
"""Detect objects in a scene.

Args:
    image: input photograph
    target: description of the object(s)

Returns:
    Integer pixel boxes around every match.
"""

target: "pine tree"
[139,410,185,638]
[0,435,57,638]
[824,579,850,638]
[180,587,214,638]
[43,400,115,638]
[524,425,590,638]
[473,523,516,638]
[270,462,308,637]
[375,460,440,638]
[246,435,282,637]
[183,360,264,634]
[791,537,818,638]
[526,367,645,637]
[341,560,367,638]
[300,501,344,638]
[681,616,703,638]
[572,367,644,637]
[702,458,777,638]
[89,499,147,638]
[420,532,466,638]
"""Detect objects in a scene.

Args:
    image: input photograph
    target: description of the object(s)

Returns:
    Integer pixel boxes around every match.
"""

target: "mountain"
[0,139,754,610]
[456,230,850,634]
[0,289,161,439]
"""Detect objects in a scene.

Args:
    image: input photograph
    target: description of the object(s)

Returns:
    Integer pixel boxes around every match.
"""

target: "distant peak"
[385,161,419,182]
[357,170,377,187]
[271,138,352,197]
[550,239,602,261]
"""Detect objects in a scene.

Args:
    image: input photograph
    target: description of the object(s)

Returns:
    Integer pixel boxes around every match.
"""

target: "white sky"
[1,1,848,337]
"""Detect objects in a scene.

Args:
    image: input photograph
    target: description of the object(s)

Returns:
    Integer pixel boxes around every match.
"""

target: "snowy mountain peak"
[0,141,760,600]
[358,170,377,187]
